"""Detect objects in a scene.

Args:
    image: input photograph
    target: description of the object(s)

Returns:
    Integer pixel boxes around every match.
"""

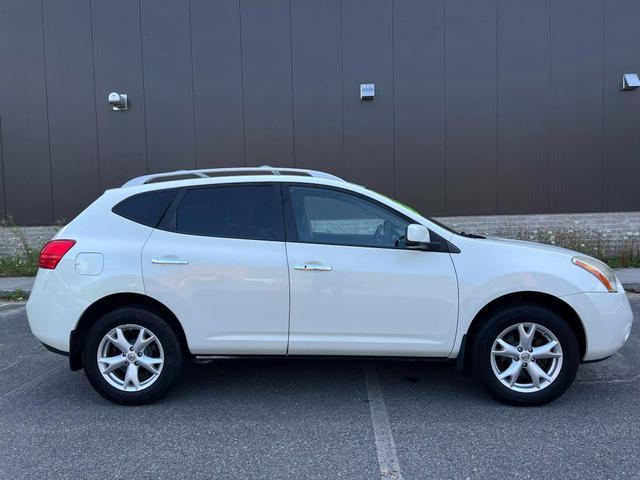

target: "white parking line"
[364,363,403,480]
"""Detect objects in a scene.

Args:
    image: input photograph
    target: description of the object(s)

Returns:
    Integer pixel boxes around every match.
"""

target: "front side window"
[175,185,277,240]
[288,186,410,248]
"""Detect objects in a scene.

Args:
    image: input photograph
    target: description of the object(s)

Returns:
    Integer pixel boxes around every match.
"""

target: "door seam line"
[284,241,292,356]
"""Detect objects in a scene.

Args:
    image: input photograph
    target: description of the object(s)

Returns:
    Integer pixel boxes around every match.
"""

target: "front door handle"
[294,263,332,272]
[151,257,189,265]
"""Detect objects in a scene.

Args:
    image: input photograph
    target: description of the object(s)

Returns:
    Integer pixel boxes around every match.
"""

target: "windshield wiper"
[458,231,486,239]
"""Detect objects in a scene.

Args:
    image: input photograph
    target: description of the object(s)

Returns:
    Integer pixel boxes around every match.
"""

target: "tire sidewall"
[82,307,183,405]
[472,304,580,406]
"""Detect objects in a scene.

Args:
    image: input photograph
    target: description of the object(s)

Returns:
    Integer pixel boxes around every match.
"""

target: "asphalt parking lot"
[1,296,638,479]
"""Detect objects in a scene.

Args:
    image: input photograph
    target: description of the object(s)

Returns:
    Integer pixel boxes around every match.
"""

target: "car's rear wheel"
[471,303,580,406]
[82,307,183,405]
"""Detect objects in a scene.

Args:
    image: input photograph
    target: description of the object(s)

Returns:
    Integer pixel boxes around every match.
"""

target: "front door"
[142,183,289,355]
[284,184,459,357]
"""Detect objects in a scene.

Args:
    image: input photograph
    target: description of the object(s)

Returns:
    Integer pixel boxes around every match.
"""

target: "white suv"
[27,167,633,405]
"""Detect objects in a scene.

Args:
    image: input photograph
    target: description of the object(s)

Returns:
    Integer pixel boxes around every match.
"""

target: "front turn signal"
[571,256,617,293]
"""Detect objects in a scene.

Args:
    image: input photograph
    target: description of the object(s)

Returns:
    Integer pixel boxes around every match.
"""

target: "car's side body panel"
[286,241,459,356]
[447,235,628,359]
[141,229,290,354]
[26,195,153,351]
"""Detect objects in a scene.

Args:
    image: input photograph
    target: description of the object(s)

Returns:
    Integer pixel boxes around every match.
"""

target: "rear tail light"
[39,240,76,269]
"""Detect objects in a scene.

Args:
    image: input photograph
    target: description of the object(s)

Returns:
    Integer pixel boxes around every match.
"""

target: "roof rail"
[121,166,345,187]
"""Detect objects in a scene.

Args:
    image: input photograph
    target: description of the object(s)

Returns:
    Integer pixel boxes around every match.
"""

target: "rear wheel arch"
[460,291,586,372]
[70,293,189,370]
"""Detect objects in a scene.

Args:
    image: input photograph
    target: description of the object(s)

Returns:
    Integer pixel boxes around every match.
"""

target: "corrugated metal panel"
[291,0,343,177]
[445,0,498,215]
[140,0,196,173]
[0,0,638,225]
[0,101,5,220]
[91,0,147,190]
[191,0,245,169]
[43,0,100,223]
[240,0,294,167]
[393,0,446,216]
[342,0,394,197]
[550,0,603,213]
[0,0,53,225]
[603,0,640,211]
[497,0,550,214]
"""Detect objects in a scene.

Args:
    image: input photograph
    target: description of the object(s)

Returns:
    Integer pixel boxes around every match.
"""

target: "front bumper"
[561,291,633,361]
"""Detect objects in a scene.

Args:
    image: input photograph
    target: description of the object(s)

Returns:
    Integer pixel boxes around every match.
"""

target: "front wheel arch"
[71,293,189,371]
[460,291,586,373]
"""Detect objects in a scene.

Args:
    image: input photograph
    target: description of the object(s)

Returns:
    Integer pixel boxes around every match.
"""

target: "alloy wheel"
[96,324,165,392]
[490,322,563,393]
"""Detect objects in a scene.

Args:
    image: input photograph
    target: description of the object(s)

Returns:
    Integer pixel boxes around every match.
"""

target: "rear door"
[142,182,289,355]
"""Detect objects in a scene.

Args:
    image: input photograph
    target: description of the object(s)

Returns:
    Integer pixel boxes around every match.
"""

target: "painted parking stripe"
[365,363,403,480]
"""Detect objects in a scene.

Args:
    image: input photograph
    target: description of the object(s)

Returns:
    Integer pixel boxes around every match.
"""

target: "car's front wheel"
[471,303,580,406]
[82,307,183,405]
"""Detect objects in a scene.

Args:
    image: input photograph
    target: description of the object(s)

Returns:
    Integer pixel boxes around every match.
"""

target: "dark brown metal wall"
[0,0,639,225]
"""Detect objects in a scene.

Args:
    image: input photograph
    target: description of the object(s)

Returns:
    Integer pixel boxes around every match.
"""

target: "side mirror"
[406,224,431,248]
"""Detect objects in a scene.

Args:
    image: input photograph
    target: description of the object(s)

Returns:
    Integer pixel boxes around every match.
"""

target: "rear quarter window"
[112,189,176,227]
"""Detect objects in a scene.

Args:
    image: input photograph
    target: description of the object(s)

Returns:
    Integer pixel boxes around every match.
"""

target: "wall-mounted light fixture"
[108,91,128,110]
[622,73,640,91]
[360,83,375,100]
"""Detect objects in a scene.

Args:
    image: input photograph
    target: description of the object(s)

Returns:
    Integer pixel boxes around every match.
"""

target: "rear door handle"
[151,257,189,265]
[294,263,332,272]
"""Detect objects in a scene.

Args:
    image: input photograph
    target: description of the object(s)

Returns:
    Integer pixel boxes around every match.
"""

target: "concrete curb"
[0,301,27,310]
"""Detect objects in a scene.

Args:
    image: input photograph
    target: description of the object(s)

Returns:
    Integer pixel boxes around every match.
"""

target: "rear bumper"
[561,291,633,361]
[26,269,89,353]
[41,341,69,356]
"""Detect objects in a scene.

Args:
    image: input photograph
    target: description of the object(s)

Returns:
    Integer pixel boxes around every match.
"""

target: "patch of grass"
[0,288,28,302]
[0,253,40,277]
[0,216,47,277]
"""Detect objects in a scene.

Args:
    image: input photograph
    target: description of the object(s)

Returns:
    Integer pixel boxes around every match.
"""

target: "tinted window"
[113,189,176,227]
[175,185,277,240]
[289,186,409,248]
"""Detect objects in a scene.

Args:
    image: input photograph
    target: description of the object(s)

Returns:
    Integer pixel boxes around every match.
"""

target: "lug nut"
[125,361,129,366]
[137,352,142,357]
[129,346,134,351]
[528,348,533,353]
[121,353,125,357]
[517,347,523,352]
[523,363,528,367]
[135,362,139,366]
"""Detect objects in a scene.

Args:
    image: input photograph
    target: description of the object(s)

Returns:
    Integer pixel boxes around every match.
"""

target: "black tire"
[470,303,580,406]
[82,306,183,405]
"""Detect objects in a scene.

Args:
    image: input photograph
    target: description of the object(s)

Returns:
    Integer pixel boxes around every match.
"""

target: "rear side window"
[175,185,277,241]
[113,189,176,227]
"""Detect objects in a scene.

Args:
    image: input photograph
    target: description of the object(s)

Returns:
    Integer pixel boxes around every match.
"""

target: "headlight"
[571,256,618,293]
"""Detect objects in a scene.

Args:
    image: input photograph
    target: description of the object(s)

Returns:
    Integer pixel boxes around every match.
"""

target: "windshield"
[368,190,463,236]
